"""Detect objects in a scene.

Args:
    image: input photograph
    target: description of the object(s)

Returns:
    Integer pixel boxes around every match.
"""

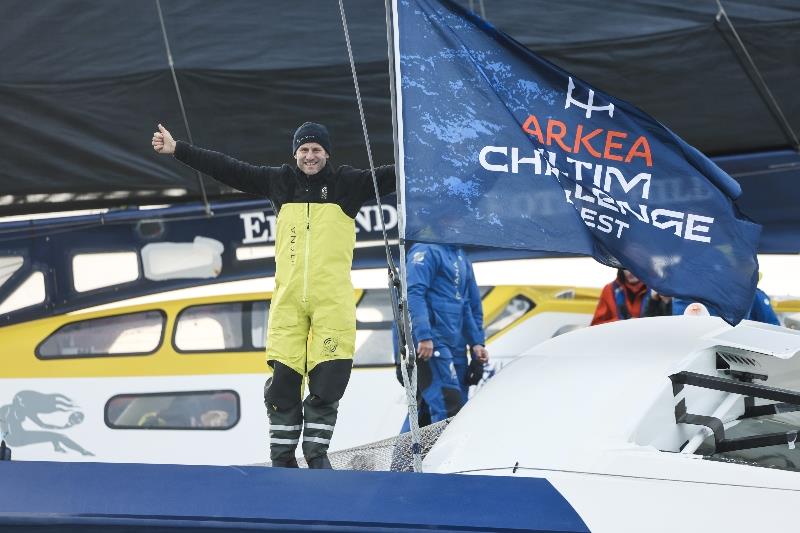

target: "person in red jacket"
[591,269,651,326]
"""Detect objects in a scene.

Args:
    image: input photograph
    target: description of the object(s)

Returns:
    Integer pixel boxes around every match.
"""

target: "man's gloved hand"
[471,344,489,363]
[465,357,485,386]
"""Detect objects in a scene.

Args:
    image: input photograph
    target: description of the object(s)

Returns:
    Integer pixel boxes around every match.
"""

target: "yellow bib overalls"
[267,202,357,373]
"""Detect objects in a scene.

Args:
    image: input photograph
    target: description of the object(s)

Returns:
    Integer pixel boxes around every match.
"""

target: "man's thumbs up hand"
[152,123,176,154]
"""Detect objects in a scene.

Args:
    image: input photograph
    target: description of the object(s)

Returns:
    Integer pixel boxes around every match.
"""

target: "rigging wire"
[155,0,213,216]
[339,0,423,472]
[715,0,800,152]
[337,3,394,272]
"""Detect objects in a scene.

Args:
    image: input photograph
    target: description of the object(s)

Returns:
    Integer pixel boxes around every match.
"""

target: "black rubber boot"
[267,402,302,463]
[264,363,304,464]
[301,360,352,462]
[301,396,338,460]
[306,454,332,469]
[271,455,299,468]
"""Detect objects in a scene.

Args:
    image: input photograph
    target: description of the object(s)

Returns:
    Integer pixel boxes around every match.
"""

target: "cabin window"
[251,301,269,349]
[0,256,24,288]
[105,390,239,430]
[354,289,394,366]
[72,251,139,292]
[36,310,165,358]
[0,270,45,314]
[485,295,535,338]
[174,301,268,352]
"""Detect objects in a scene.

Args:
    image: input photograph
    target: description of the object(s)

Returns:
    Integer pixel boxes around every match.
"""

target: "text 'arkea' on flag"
[390,0,761,324]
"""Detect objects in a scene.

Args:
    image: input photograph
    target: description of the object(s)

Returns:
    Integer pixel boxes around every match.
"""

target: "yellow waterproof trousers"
[266,203,357,375]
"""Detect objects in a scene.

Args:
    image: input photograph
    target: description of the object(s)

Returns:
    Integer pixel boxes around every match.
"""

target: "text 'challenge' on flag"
[391,0,761,324]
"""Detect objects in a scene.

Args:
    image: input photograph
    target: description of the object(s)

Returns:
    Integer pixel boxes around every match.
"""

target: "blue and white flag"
[391,0,761,324]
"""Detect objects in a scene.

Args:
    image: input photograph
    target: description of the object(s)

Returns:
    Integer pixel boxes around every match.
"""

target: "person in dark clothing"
[152,122,395,469]
[591,268,650,326]
[643,291,673,318]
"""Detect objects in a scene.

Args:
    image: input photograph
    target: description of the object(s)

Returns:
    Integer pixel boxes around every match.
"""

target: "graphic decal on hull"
[0,391,93,456]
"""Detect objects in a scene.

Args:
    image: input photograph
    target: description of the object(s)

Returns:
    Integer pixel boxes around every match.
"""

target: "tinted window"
[355,289,393,323]
[354,289,394,366]
[251,301,269,349]
[174,301,268,352]
[106,390,239,430]
[37,310,164,358]
[0,256,23,288]
[485,295,535,338]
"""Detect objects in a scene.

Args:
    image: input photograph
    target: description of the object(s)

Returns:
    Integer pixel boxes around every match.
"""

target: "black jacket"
[174,140,396,218]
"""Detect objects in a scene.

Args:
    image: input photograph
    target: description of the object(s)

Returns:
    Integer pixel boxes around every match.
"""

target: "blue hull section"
[0,461,588,532]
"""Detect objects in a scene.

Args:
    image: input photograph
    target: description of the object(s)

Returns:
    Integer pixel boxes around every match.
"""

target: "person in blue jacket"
[400,243,488,425]
[673,288,779,325]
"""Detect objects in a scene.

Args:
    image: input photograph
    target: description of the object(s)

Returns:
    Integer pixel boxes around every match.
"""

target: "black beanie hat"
[292,122,331,155]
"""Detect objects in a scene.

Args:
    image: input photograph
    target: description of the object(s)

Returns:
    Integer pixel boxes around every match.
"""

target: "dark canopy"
[0,0,798,248]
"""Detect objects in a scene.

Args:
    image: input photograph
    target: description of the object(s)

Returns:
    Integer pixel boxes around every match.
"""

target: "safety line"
[453,465,800,492]
[155,0,213,215]
[337,0,395,273]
